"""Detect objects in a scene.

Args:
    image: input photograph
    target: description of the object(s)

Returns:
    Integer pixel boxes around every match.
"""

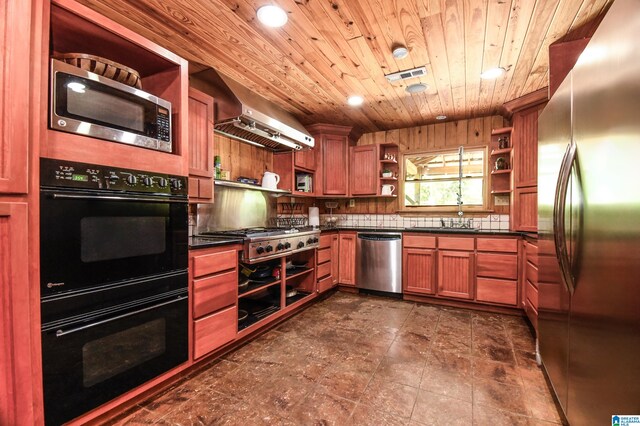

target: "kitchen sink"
[410,227,479,233]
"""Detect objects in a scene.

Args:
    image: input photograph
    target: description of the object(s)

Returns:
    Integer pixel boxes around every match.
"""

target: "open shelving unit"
[489,127,514,196]
[379,143,400,197]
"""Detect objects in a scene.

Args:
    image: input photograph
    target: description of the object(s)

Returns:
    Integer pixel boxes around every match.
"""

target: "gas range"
[199,227,320,263]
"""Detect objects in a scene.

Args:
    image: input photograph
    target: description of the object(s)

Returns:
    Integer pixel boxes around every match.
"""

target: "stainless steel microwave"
[50,59,172,152]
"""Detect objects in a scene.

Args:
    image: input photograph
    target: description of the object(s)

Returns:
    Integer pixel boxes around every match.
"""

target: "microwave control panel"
[40,158,188,196]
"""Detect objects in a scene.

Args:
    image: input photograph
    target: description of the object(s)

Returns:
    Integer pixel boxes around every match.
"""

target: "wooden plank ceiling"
[76,0,611,134]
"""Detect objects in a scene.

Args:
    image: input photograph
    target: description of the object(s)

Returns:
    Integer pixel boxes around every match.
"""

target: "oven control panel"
[246,233,320,262]
[40,158,188,196]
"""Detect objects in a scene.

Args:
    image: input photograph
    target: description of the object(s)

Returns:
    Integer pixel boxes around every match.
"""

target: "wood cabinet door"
[437,250,474,299]
[0,203,34,425]
[514,187,538,232]
[349,145,377,195]
[331,234,339,285]
[513,106,542,188]
[0,1,32,194]
[188,88,214,201]
[403,248,436,295]
[294,148,316,171]
[323,135,348,195]
[338,233,356,285]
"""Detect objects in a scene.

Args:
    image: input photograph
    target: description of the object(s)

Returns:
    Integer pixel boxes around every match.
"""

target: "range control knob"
[107,173,119,184]
[143,177,153,186]
[307,238,314,245]
[171,179,183,190]
[276,243,285,251]
[126,175,137,185]
[157,177,168,188]
[256,246,265,254]
[297,241,304,249]
[313,237,319,243]
[265,245,273,253]
[284,242,291,249]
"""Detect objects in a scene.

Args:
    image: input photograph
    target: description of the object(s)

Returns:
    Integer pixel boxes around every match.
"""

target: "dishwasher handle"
[357,233,402,241]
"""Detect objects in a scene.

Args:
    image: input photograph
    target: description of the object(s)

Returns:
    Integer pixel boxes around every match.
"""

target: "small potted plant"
[381,168,393,178]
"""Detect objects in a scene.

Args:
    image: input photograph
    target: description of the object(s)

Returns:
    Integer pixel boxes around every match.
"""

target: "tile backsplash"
[306,213,510,230]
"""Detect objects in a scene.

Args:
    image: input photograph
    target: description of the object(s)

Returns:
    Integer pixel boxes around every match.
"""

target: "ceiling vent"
[385,66,427,82]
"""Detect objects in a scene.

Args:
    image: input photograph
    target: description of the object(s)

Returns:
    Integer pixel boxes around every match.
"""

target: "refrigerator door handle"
[553,143,578,294]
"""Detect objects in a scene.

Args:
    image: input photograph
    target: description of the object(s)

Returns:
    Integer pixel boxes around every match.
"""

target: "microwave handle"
[51,193,186,204]
[55,295,187,337]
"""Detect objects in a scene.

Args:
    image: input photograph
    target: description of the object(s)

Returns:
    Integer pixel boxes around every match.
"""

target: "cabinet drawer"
[317,247,331,264]
[317,261,332,279]
[318,275,333,293]
[526,279,539,309]
[319,234,333,249]
[193,305,236,359]
[476,238,518,253]
[476,278,517,306]
[525,241,538,266]
[476,253,517,279]
[193,249,237,277]
[193,270,237,318]
[526,261,539,286]
[403,234,436,249]
[438,236,474,251]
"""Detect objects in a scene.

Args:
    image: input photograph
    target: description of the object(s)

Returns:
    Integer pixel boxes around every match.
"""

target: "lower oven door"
[41,291,188,426]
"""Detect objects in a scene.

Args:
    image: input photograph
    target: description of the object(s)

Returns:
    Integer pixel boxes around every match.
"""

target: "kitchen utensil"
[238,277,249,291]
[261,171,280,189]
[238,309,248,322]
[55,53,142,88]
[285,286,298,298]
[381,184,396,196]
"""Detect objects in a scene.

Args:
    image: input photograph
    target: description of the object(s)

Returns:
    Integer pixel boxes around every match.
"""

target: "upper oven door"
[40,189,188,297]
[50,59,172,153]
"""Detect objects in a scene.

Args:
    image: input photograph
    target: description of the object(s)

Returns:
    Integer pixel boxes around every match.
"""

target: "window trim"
[398,145,491,213]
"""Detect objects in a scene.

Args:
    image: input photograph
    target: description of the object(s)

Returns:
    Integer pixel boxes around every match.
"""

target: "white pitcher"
[381,184,395,196]
[261,171,280,189]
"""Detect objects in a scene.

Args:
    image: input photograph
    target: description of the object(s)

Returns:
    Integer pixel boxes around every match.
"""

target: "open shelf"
[380,159,398,164]
[285,291,314,307]
[380,177,398,181]
[238,279,281,298]
[490,148,513,156]
[491,126,513,135]
[238,293,281,332]
[491,169,512,175]
[284,267,313,280]
[491,189,512,194]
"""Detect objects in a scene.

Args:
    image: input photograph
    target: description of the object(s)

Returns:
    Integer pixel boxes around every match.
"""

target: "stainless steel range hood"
[192,69,314,151]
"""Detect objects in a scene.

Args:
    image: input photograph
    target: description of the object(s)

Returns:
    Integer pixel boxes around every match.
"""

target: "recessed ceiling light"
[480,67,506,80]
[436,115,447,120]
[392,46,409,59]
[347,95,364,106]
[257,5,288,28]
[406,83,428,94]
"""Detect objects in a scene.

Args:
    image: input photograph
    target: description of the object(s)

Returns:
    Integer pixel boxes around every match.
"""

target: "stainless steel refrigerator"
[538,0,640,423]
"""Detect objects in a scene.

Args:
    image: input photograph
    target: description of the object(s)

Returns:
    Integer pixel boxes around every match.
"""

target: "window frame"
[398,145,491,213]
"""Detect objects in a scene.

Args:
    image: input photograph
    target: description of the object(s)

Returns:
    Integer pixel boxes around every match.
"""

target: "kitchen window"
[402,147,488,211]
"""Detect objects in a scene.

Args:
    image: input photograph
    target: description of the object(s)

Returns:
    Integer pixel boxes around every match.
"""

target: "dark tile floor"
[107,292,563,425]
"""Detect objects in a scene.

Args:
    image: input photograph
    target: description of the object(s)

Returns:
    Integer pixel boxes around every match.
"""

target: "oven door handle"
[51,193,187,204]
[55,295,187,337]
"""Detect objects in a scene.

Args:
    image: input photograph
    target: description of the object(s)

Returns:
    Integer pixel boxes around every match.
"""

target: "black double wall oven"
[40,158,188,425]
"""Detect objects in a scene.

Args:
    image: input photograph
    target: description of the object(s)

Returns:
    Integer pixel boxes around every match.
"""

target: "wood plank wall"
[318,115,508,215]
[213,133,273,182]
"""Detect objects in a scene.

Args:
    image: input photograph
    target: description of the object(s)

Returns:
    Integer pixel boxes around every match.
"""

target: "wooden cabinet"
[513,107,542,188]
[349,145,378,196]
[307,124,352,196]
[190,245,240,359]
[475,237,519,306]
[338,231,356,286]
[513,186,538,232]
[294,148,316,171]
[316,232,338,293]
[402,233,437,295]
[188,88,215,202]
[522,237,539,331]
[438,249,474,299]
[0,1,33,194]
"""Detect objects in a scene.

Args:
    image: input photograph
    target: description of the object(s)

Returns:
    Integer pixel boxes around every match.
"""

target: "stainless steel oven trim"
[54,294,188,337]
[50,59,172,153]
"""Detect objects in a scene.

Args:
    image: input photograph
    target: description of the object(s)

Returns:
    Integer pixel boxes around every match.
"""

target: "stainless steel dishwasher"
[356,232,402,294]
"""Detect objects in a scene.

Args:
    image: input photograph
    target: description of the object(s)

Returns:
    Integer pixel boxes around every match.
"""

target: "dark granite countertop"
[189,236,244,250]
[319,226,523,237]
